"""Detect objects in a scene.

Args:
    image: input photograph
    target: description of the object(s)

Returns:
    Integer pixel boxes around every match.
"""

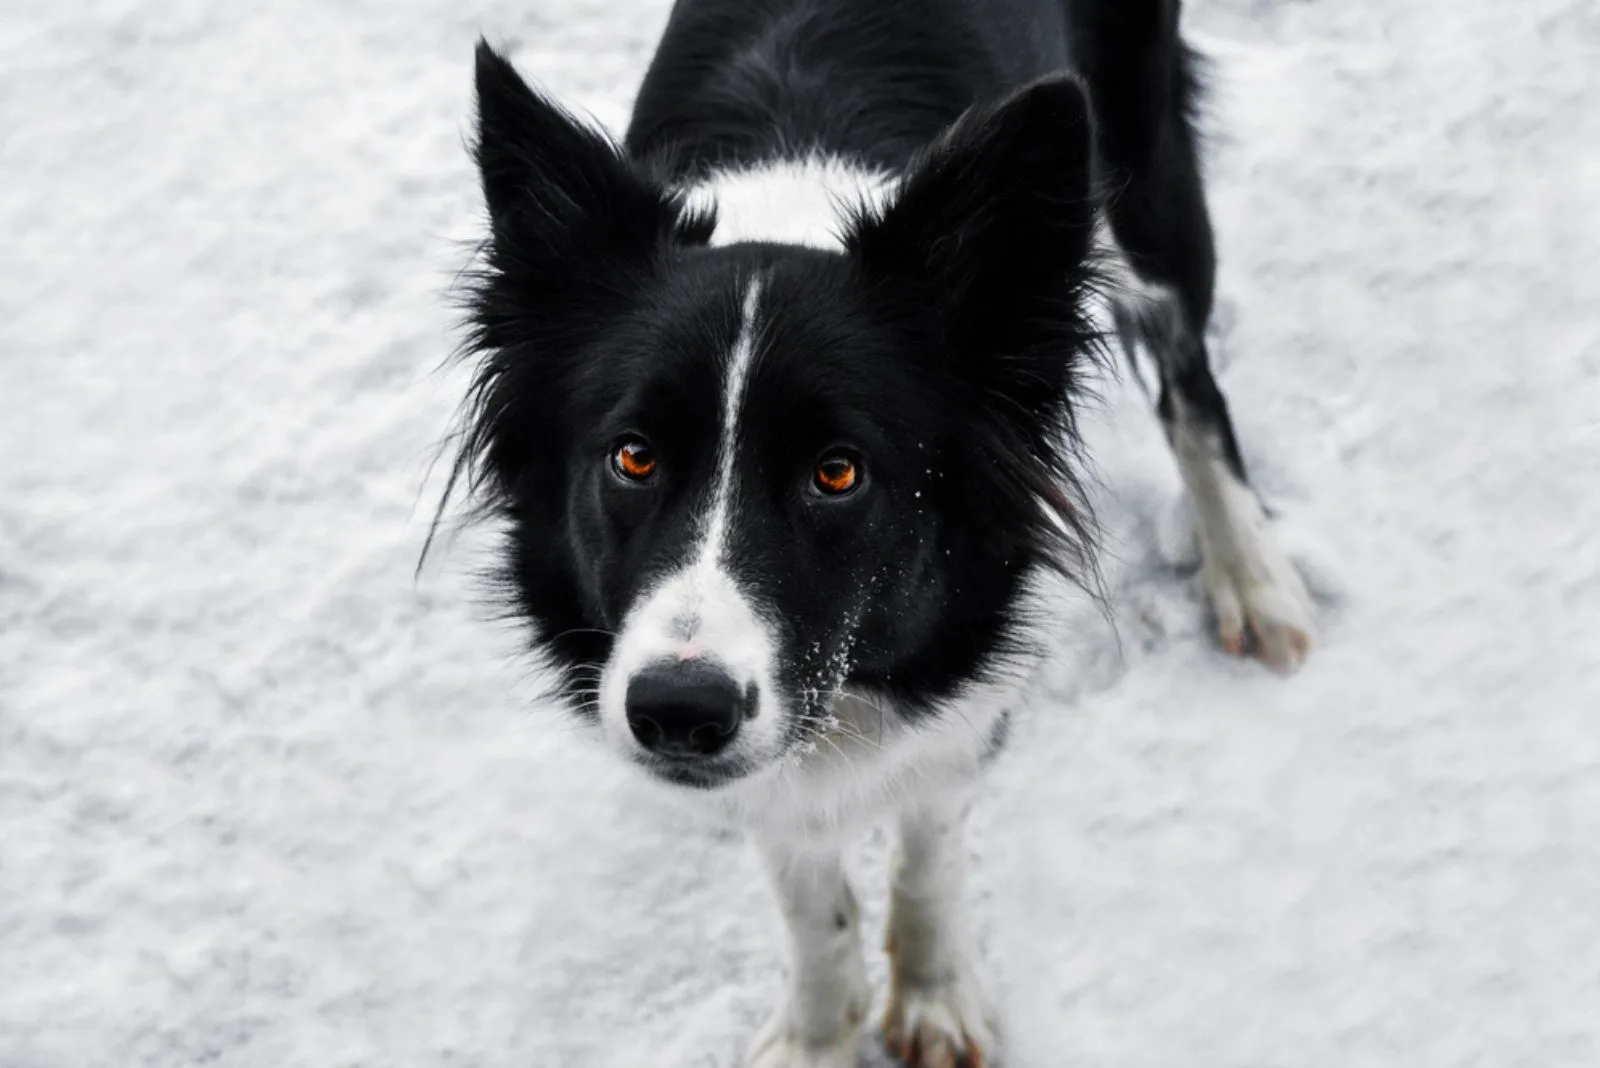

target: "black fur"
[448,0,1230,725]
[627,0,1070,178]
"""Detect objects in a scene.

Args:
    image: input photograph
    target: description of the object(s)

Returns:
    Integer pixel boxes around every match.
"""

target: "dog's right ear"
[473,41,680,266]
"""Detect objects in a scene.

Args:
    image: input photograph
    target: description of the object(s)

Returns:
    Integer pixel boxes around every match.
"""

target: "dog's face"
[455,45,1101,789]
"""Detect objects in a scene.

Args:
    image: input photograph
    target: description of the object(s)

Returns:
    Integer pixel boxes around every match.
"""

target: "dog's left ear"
[847,76,1099,409]
[473,40,681,270]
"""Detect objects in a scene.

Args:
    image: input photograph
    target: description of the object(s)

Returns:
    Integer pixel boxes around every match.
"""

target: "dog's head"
[450,43,1101,789]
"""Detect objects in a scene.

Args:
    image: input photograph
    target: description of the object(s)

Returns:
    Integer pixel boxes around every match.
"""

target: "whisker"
[822,717,885,754]
[943,704,992,748]
[810,727,867,790]
[545,626,619,644]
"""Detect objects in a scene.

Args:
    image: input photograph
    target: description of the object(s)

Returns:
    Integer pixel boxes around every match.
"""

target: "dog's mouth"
[634,753,755,790]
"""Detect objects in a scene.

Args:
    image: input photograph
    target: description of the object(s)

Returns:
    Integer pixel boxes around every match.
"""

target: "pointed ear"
[473,40,682,264]
[847,76,1100,378]
[847,78,1103,581]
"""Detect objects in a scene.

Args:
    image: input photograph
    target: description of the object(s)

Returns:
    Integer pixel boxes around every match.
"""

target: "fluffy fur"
[443,1,1313,1063]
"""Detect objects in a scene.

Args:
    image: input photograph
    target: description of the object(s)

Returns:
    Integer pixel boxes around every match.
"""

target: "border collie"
[448,0,1314,1063]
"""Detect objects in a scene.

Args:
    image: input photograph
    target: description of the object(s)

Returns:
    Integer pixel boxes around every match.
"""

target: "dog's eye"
[612,438,657,482]
[812,452,861,496]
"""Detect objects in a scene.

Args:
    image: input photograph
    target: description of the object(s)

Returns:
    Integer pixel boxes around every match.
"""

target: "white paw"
[1201,526,1316,674]
[881,970,996,1068]
[745,997,868,1068]
[1166,404,1320,673]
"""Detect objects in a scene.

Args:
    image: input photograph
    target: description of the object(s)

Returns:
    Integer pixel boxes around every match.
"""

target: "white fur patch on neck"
[682,156,897,250]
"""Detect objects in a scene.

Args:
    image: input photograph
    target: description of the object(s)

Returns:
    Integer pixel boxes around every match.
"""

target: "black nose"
[625,661,746,758]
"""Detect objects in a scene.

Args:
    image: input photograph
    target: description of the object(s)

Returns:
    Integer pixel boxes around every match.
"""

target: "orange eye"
[813,452,860,496]
[612,439,657,482]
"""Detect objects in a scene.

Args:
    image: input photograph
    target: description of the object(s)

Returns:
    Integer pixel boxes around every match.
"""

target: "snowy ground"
[3,0,1598,1065]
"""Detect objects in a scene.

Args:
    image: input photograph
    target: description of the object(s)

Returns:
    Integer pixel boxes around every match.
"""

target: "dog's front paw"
[1201,540,1315,673]
[746,990,869,1068]
[881,969,996,1068]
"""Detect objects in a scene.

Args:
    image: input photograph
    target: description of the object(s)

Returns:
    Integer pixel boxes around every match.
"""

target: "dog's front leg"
[882,788,997,1068]
[745,836,870,1068]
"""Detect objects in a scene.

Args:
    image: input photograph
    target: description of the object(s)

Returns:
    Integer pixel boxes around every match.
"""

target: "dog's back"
[628,0,1071,175]
[627,0,1200,189]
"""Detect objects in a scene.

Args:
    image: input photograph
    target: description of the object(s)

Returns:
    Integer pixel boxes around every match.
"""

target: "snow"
[2,0,1596,1065]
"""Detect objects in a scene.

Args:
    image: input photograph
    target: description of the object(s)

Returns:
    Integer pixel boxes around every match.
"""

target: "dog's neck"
[680,156,897,251]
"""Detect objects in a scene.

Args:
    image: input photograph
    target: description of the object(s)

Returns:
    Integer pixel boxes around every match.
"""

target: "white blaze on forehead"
[698,276,764,569]
[682,156,897,251]
[597,275,785,763]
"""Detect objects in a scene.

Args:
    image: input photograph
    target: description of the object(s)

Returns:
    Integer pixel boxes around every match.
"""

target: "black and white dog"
[451,0,1313,1063]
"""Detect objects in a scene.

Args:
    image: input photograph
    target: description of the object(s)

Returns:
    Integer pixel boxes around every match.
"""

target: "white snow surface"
[3,1,1598,1065]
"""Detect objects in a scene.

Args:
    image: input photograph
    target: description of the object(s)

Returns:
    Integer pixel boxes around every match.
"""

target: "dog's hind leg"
[746,839,870,1068]
[1080,0,1315,671]
[881,786,996,1068]
[1107,239,1316,672]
